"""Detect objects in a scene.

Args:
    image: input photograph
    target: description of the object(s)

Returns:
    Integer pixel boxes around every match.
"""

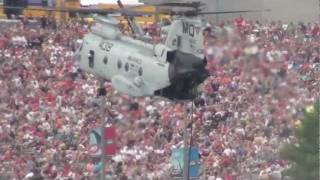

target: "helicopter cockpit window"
[125,62,129,72]
[88,50,95,68]
[103,56,108,65]
[117,60,122,69]
[138,67,143,76]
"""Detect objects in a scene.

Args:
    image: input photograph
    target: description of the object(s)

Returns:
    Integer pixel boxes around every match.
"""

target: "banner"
[189,147,200,178]
[104,127,117,156]
[171,148,183,177]
[89,127,101,157]
[89,126,117,157]
[171,147,200,178]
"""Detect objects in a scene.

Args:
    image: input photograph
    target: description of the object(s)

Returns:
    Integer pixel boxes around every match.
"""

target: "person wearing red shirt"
[312,23,320,36]
[0,35,8,49]
[234,15,246,29]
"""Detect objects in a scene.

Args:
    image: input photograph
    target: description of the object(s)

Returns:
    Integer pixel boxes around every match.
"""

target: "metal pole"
[99,81,107,180]
[100,98,106,180]
[182,116,190,180]
[188,102,194,176]
[183,101,193,180]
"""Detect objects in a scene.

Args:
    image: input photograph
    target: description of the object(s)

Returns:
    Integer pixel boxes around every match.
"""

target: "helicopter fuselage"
[74,16,208,100]
[76,32,171,97]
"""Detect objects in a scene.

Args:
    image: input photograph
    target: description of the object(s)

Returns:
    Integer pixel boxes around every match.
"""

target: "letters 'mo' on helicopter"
[74,3,210,100]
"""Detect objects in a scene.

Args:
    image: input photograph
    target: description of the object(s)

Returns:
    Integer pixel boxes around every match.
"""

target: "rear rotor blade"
[198,9,271,15]
[156,2,204,8]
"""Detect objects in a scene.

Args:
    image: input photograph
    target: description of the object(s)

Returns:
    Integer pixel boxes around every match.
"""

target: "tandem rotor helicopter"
[5,1,266,100]
[76,2,210,100]
[75,1,268,100]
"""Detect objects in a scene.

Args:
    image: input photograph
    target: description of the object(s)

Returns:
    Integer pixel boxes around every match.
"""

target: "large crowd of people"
[0,16,319,180]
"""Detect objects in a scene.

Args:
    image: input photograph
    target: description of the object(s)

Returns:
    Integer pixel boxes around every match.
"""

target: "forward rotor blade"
[3,6,115,13]
[3,6,154,16]
[3,6,271,17]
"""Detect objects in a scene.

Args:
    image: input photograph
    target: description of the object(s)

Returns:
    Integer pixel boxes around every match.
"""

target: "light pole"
[100,99,106,180]
[98,81,107,180]
[182,115,190,180]
[182,101,194,180]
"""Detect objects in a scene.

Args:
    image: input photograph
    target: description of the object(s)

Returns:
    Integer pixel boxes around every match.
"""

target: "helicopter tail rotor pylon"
[164,17,205,59]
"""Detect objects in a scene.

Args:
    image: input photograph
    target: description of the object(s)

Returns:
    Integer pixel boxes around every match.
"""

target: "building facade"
[140,0,320,23]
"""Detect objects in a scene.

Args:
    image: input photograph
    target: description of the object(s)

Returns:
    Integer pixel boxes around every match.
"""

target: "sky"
[81,0,141,5]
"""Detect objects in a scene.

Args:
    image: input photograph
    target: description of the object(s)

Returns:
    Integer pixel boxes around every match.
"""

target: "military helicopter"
[74,1,269,100]
[4,1,265,100]
[3,1,207,100]
[74,5,210,100]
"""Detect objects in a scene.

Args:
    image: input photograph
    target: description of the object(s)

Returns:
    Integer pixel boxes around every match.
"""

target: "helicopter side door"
[88,50,95,68]
[76,33,116,80]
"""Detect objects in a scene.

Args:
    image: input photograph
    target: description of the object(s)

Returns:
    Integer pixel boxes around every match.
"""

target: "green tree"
[280,99,320,180]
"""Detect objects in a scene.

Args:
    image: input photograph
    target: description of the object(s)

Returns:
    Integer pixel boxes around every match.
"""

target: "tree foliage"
[280,99,319,180]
